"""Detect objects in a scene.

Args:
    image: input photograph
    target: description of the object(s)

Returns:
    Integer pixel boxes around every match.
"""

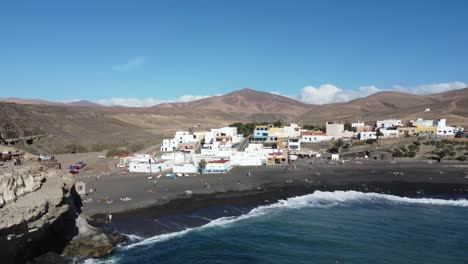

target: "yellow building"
[268,127,282,135]
[266,151,288,165]
[415,127,437,134]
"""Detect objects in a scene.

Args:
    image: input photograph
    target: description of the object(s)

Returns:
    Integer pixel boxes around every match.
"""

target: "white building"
[175,131,190,142]
[204,160,232,173]
[128,160,173,173]
[288,138,301,150]
[173,163,198,174]
[283,123,300,133]
[204,131,214,144]
[301,131,332,143]
[161,138,178,152]
[244,143,264,152]
[437,125,455,136]
[211,127,243,144]
[180,134,199,144]
[380,129,399,138]
[326,122,354,138]
[160,152,187,165]
[376,119,402,129]
[359,131,377,140]
[351,121,365,128]
[230,151,265,166]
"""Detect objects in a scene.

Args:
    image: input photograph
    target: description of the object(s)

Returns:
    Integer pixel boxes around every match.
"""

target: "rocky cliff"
[0,164,113,263]
[0,165,75,263]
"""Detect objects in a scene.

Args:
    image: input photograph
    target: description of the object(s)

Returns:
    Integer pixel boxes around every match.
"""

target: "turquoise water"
[88,191,468,264]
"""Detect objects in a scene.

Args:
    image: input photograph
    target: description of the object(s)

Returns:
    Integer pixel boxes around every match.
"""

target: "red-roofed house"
[204,159,232,173]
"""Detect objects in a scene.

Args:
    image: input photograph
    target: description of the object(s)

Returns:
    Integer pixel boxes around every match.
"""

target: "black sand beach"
[79,159,468,221]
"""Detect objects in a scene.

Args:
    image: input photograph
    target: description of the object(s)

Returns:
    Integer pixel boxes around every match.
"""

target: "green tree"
[393,148,404,158]
[198,159,207,175]
[407,144,419,152]
[344,122,352,131]
[273,120,283,127]
[229,122,259,136]
[333,139,345,153]
[376,129,384,140]
[437,150,447,162]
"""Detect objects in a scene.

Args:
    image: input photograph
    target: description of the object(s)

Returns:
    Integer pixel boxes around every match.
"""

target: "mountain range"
[0,88,467,153]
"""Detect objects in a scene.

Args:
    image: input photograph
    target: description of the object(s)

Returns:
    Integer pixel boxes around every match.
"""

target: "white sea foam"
[122,233,144,242]
[83,257,119,264]
[121,191,468,250]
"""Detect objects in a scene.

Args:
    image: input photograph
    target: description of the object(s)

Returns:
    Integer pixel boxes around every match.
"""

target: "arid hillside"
[1,88,467,153]
[299,88,468,126]
[155,88,315,116]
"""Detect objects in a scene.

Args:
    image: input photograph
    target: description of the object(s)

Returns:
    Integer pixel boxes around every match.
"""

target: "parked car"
[67,165,79,174]
[73,161,86,169]
[39,155,52,161]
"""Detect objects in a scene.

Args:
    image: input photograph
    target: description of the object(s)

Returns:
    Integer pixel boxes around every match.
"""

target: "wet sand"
[79,159,468,218]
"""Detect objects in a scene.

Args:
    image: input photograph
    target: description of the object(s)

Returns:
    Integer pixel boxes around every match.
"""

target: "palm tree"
[376,129,384,140]
[333,139,345,153]
[198,159,207,175]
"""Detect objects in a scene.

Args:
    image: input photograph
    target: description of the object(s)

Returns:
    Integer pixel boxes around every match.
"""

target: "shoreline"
[91,180,468,222]
[84,159,468,229]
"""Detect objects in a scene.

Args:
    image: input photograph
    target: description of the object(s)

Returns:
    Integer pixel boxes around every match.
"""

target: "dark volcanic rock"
[62,216,113,259]
[28,252,73,264]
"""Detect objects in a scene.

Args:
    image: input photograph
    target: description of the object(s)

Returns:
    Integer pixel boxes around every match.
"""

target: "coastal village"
[116,116,466,176]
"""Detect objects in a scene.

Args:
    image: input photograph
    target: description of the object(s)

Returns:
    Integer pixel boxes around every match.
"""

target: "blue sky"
[0,0,467,106]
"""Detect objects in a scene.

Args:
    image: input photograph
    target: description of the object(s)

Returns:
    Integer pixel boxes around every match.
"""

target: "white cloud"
[297,81,466,104]
[61,99,81,103]
[298,84,380,104]
[393,81,466,94]
[96,94,212,107]
[270,91,281,95]
[112,56,146,72]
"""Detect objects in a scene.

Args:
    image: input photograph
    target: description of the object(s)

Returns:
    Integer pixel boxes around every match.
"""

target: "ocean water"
[87,191,468,264]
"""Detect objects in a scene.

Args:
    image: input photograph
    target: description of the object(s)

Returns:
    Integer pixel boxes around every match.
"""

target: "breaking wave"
[119,191,468,250]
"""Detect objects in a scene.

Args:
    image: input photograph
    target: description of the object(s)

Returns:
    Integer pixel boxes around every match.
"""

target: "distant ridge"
[66,100,103,107]
[0,98,103,107]
[0,97,60,106]
[1,87,467,153]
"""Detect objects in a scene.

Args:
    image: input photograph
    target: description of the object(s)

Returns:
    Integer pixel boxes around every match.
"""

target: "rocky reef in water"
[0,163,116,264]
